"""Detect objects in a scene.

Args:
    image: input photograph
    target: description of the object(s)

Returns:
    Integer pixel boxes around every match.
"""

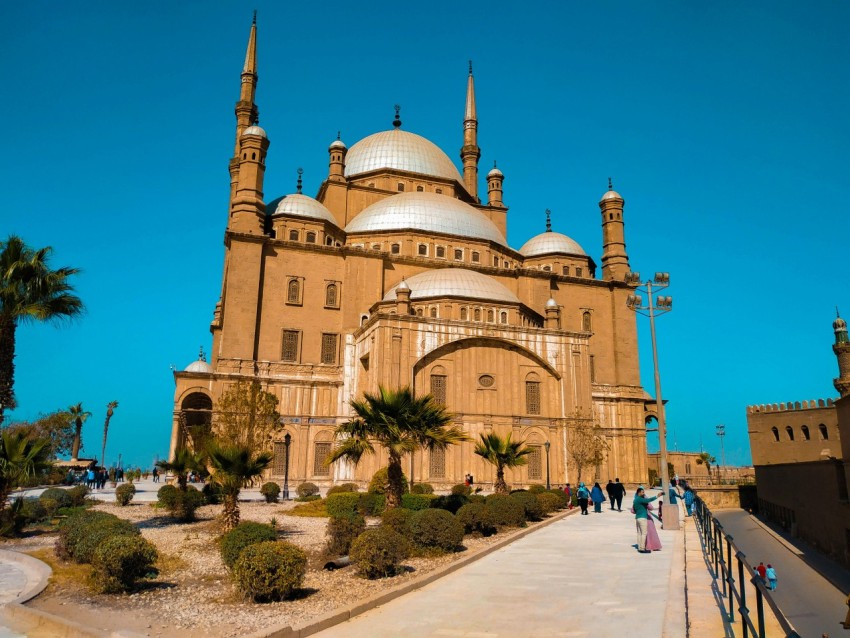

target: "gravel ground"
[6,500,510,638]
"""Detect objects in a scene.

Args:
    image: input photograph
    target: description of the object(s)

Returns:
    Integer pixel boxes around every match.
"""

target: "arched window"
[487,309,494,322]
[562,266,569,275]
[500,311,508,324]
[397,183,405,192]
[416,307,424,317]
[471,251,480,263]
[460,307,468,321]
[771,427,779,442]
[526,373,541,415]
[801,425,810,440]
[576,267,583,278]
[429,446,446,478]
[582,311,592,332]
[474,308,481,321]
[289,230,299,241]
[418,244,428,256]
[436,246,446,258]
[306,231,316,243]
[287,279,301,304]
[454,249,463,261]
[391,243,400,254]
[786,426,794,441]
[819,424,829,440]
[325,283,339,308]
[416,185,424,192]
[326,236,334,246]
[527,445,542,480]
[430,369,447,405]
[430,307,437,318]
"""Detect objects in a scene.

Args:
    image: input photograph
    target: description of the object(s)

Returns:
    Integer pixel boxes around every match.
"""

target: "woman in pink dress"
[645,503,662,551]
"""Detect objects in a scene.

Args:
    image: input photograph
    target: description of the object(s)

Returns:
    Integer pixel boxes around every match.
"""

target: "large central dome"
[345,192,507,245]
[344,129,464,183]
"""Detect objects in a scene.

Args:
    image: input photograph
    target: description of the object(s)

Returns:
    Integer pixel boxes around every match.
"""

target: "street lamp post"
[544,440,551,490]
[626,271,679,530]
[716,424,726,485]
[283,433,292,500]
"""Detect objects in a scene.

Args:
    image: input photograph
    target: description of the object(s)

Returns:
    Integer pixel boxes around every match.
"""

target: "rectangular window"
[313,442,331,476]
[528,446,542,480]
[589,355,596,383]
[576,267,583,278]
[436,246,446,258]
[321,333,338,364]
[273,441,288,474]
[454,249,463,261]
[429,447,446,478]
[430,375,447,405]
[281,330,299,362]
[562,266,569,275]
[526,381,541,415]
[493,255,499,266]
[418,244,428,256]
[471,251,480,263]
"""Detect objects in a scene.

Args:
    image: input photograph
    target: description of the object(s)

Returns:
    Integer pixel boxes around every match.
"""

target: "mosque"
[169,17,658,489]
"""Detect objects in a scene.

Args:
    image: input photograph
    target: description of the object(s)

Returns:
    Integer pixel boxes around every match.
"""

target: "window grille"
[526,381,541,414]
[306,231,316,243]
[287,279,301,304]
[487,309,494,322]
[472,251,480,263]
[528,446,542,479]
[454,249,463,260]
[582,311,592,332]
[576,267,583,277]
[430,375,447,405]
[289,230,299,241]
[474,308,481,321]
[281,330,299,362]
[273,441,288,474]
[313,442,331,476]
[325,283,338,308]
[429,447,446,478]
[321,333,338,364]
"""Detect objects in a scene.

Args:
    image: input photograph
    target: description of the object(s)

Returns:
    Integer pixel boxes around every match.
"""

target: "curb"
[0,548,51,605]
[245,507,579,638]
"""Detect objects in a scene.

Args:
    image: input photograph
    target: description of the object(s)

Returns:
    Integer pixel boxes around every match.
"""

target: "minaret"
[833,309,850,397]
[229,123,269,234]
[487,162,504,207]
[460,61,480,200]
[328,132,347,182]
[599,178,630,281]
[229,14,260,204]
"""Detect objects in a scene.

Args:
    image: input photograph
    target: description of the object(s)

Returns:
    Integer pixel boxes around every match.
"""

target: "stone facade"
[169,19,656,490]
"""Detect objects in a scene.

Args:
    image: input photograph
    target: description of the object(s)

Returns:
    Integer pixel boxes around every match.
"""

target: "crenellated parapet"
[747,398,835,414]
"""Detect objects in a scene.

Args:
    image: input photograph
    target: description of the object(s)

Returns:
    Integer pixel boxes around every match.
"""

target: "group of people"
[755,561,778,590]
[569,479,628,515]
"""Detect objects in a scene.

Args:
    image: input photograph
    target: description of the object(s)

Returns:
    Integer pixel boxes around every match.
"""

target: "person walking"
[613,478,626,511]
[605,479,616,510]
[645,503,662,551]
[756,561,767,584]
[632,486,658,553]
[590,482,605,513]
[564,483,573,509]
[765,565,777,591]
[577,482,590,515]
[683,486,695,516]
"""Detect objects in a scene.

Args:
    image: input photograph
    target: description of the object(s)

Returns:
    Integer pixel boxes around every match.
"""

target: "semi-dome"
[242,124,267,138]
[383,268,519,304]
[519,231,586,257]
[345,192,507,245]
[269,194,338,226]
[344,129,464,183]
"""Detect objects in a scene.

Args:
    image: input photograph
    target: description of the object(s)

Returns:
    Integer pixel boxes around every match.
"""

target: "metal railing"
[693,497,801,638]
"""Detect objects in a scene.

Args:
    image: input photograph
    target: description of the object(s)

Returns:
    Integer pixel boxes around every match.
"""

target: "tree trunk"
[71,422,82,460]
[385,454,404,509]
[495,466,508,494]
[222,492,240,532]
[0,317,17,425]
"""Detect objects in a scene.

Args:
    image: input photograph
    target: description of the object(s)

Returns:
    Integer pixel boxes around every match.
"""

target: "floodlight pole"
[716,424,726,484]
[283,433,291,500]
[544,440,551,490]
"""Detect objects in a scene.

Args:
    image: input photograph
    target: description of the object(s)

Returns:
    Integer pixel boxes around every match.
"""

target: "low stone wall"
[694,486,741,509]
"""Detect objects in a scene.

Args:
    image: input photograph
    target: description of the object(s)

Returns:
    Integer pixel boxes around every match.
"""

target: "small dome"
[396,280,410,292]
[345,192,507,245]
[383,268,519,304]
[344,129,463,183]
[184,359,212,374]
[519,231,586,257]
[242,125,267,139]
[600,189,623,202]
[834,316,847,331]
[545,297,559,309]
[488,166,503,179]
[269,194,338,226]
[329,139,346,151]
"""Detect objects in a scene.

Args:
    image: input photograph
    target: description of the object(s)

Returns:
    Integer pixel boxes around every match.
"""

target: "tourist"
[590,482,605,513]
[152,467,159,483]
[613,478,626,511]
[632,486,658,553]
[605,479,616,509]
[645,502,662,551]
[683,486,695,516]
[765,564,777,591]
[86,467,95,489]
[564,483,573,509]
[756,562,767,583]
[576,482,590,515]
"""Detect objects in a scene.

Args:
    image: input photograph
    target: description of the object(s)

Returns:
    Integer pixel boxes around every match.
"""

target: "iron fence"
[693,497,801,638]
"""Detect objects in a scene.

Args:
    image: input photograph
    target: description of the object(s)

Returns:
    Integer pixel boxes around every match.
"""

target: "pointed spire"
[243,14,258,75]
[545,209,552,232]
[296,168,303,194]
[461,61,480,199]
[392,104,402,129]
[465,61,477,122]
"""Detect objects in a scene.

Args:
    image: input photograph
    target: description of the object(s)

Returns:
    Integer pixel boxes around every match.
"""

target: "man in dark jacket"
[613,478,626,511]
[605,479,616,510]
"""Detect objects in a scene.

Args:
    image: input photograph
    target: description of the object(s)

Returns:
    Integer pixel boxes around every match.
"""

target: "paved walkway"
[315,498,687,638]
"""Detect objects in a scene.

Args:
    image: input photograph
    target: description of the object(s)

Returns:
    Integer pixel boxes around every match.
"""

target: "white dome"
[601,189,623,202]
[519,231,586,257]
[242,125,267,138]
[344,129,463,183]
[184,360,212,374]
[329,139,346,151]
[384,268,519,304]
[488,166,503,178]
[345,192,507,245]
[545,297,559,309]
[270,194,338,226]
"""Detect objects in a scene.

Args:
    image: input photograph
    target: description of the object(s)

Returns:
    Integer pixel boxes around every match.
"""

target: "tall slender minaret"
[599,178,630,281]
[461,61,480,200]
[229,13,259,205]
[833,309,850,397]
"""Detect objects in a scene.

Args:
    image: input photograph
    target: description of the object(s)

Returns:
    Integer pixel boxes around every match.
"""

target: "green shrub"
[467,494,486,504]
[381,507,413,537]
[220,521,278,569]
[159,485,204,521]
[410,483,434,495]
[233,541,307,602]
[410,509,464,552]
[56,510,139,564]
[450,484,472,496]
[528,484,546,494]
[157,484,178,508]
[401,493,435,511]
[90,535,158,593]
[55,511,117,559]
[326,493,360,518]
[296,482,320,498]
[115,483,136,506]
[357,492,385,516]
[40,498,60,518]
[39,487,72,510]
[295,494,321,502]
[0,499,26,537]
[537,492,561,514]
[546,489,569,509]
[67,485,89,507]
[325,514,366,556]
[326,482,359,496]
[20,498,47,524]
[350,527,409,579]
[431,494,469,514]
[368,467,408,495]
[510,491,543,521]
[202,482,223,504]
[456,502,497,537]
[260,482,281,503]
[484,494,526,527]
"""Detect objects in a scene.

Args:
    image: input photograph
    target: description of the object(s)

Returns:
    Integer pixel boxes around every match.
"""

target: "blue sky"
[1,1,848,468]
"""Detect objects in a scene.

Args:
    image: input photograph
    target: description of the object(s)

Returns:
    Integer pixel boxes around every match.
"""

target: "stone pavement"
[315,493,694,638]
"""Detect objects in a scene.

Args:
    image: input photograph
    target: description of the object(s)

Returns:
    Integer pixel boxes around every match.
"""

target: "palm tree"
[0,430,53,510]
[695,452,716,485]
[67,403,91,460]
[207,443,272,531]
[155,448,204,490]
[0,236,84,423]
[100,401,118,468]
[328,386,469,509]
[474,432,533,494]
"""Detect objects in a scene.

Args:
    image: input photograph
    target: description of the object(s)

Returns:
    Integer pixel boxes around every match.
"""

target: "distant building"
[745,312,850,567]
[646,451,754,487]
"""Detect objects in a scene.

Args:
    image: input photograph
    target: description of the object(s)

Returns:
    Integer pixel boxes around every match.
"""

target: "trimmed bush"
[430,494,468,514]
[220,521,279,570]
[510,491,544,522]
[357,492,385,516]
[410,483,434,495]
[157,484,178,508]
[90,535,158,593]
[409,509,464,552]
[0,499,26,537]
[546,489,569,509]
[202,482,223,504]
[260,482,281,503]
[67,485,89,507]
[39,487,72,510]
[467,493,486,505]
[537,492,561,514]
[57,510,140,564]
[401,493,435,511]
[326,493,360,518]
[325,514,366,556]
[368,467,408,495]
[456,502,497,537]
[115,483,136,506]
[450,484,472,496]
[527,484,546,493]
[233,541,307,602]
[159,485,204,521]
[350,527,409,579]
[56,511,118,560]
[484,494,526,527]
[295,494,321,502]
[20,498,47,524]
[327,482,359,496]
[381,507,413,537]
[296,482,320,498]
